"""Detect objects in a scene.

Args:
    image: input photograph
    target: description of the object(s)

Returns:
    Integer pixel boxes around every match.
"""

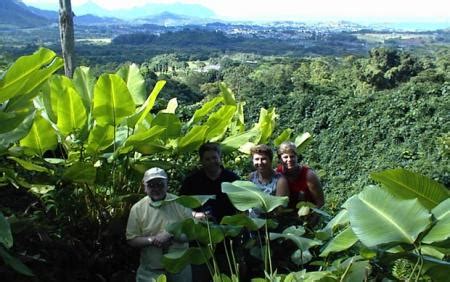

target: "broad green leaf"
[7,157,51,173]
[321,209,350,235]
[188,96,223,125]
[340,258,370,282]
[291,249,313,265]
[420,245,446,259]
[166,218,224,245]
[116,63,146,105]
[93,74,135,126]
[177,125,208,154]
[151,113,181,141]
[295,132,312,154]
[270,226,321,251]
[19,113,57,156]
[221,129,259,154]
[274,128,293,147]
[128,80,166,128]
[220,214,266,231]
[219,82,237,106]
[0,48,62,103]
[347,186,431,247]
[0,246,34,276]
[162,98,178,114]
[85,124,114,155]
[0,212,13,249]
[55,79,87,136]
[156,274,167,282]
[29,184,55,195]
[73,66,95,112]
[62,162,96,185]
[116,125,166,155]
[221,181,288,213]
[431,198,450,220]
[204,105,236,141]
[287,270,336,282]
[0,111,35,152]
[320,227,358,257]
[371,168,449,209]
[254,108,276,144]
[422,215,450,244]
[163,247,211,273]
[0,107,34,134]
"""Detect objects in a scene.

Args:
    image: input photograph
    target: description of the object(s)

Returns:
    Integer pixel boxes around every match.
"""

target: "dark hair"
[250,144,273,160]
[198,142,221,159]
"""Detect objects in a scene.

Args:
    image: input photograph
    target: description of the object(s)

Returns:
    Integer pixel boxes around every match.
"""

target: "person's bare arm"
[276,175,290,197]
[307,170,324,208]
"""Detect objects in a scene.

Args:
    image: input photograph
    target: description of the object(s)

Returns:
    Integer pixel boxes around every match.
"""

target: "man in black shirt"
[180,143,240,281]
[180,142,239,223]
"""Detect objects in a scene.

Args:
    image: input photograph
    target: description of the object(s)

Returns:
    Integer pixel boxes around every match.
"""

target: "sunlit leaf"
[85,124,115,155]
[221,180,288,213]
[128,80,166,128]
[177,125,208,154]
[347,186,431,247]
[320,227,358,257]
[371,168,449,209]
[295,132,312,154]
[19,112,57,156]
[219,82,237,106]
[188,96,223,125]
[116,63,146,105]
[93,74,135,126]
[274,128,293,147]
[7,157,51,173]
[422,199,450,243]
[151,113,181,141]
[204,105,236,141]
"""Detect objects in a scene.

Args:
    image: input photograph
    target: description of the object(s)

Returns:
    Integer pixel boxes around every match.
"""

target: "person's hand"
[152,231,173,248]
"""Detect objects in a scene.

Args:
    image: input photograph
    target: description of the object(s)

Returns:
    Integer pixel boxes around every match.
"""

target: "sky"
[23,0,450,22]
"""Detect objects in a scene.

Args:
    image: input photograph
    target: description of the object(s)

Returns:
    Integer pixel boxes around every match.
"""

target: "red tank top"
[276,164,313,208]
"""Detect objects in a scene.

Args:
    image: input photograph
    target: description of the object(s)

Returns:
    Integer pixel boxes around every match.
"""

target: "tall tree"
[59,0,75,77]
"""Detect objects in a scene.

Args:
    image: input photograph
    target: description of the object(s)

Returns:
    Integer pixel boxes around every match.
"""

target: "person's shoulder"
[131,196,149,211]
[222,168,240,180]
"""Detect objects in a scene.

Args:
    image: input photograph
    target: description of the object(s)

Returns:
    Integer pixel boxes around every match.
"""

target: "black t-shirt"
[180,168,240,223]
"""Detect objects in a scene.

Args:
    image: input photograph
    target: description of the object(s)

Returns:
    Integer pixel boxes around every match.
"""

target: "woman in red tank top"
[276,141,324,209]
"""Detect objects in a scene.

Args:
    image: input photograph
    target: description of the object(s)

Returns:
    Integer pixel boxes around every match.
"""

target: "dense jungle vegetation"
[0,29,449,281]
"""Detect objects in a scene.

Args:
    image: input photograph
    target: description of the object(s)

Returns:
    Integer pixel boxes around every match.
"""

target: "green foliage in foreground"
[159,169,449,281]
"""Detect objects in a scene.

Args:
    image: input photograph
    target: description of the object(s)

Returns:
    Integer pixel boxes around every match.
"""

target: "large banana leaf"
[370,168,449,209]
[221,129,259,154]
[320,226,358,257]
[177,125,208,154]
[0,246,34,276]
[0,48,63,103]
[151,112,181,141]
[204,105,236,141]
[0,108,34,134]
[7,157,51,174]
[295,132,312,154]
[253,108,276,144]
[187,95,223,126]
[273,128,293,147]
[73,66,95,112]
[84,124,115,155]
[116,63,146,105]
[219,82,237,106]
[163,247,211,274]
[54,77,87,136]
[116,125,166,155]
[62,162,96,185]
[149,195,215,209]
[220,214,266,231]
[347,186,431,247]
[221,181,288,213]
[166,218,224,245]
[422,198,450,244]
[19,112,58,156]
[128,80,166,128]
[92,74,135,126]
[270,226,321,252]
[0,212,12,249]
[0,111,35,152]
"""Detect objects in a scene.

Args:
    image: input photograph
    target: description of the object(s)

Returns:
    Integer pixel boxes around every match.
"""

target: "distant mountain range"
[1,0,217,28]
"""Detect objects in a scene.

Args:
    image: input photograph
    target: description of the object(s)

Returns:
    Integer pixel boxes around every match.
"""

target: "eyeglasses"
[146,179,166,189]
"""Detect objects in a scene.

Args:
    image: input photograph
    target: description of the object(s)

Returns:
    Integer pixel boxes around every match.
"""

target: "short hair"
[278,141,297,157]
[198,142,221,159]
[250,144,273,160]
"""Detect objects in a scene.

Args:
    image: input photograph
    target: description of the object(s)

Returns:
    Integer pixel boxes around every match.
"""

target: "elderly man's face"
[144,178,167,201]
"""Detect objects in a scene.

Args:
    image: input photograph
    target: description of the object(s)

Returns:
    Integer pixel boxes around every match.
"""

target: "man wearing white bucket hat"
[126,167,192,282]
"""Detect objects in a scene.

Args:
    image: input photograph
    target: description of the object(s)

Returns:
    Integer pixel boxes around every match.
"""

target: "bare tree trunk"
[59,0,75,78]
